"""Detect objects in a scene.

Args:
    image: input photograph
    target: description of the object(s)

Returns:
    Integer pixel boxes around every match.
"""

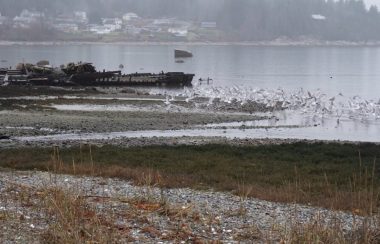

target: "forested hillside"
[0,0,379,41]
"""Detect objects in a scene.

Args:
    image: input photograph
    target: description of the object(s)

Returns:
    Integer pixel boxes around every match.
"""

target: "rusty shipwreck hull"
[3,61,195,87]
[69,72,194,87]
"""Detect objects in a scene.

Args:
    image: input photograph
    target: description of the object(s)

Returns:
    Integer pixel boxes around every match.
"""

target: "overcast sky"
[365,0,380,8]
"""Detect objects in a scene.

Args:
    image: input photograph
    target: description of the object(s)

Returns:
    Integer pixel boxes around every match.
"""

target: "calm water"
[1,44,380,99]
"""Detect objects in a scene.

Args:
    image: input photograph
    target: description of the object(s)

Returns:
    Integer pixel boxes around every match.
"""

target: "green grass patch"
[1,142,379,213]
[0,86,100,98]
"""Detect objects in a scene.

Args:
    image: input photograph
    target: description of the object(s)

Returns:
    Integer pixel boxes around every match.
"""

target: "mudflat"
[0,86,269,148]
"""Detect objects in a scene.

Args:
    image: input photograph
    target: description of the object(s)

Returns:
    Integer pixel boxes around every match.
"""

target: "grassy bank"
[0,86,100,98]
[1,142,379,214]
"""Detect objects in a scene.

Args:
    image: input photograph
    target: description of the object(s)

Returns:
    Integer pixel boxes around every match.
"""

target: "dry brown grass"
[42,154,207,243]
[278,214,380,244]
[234,225,262,241]
[40,187,121,244]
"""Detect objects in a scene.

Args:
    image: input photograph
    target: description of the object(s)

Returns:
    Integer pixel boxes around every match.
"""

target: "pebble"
[0,170,375,243]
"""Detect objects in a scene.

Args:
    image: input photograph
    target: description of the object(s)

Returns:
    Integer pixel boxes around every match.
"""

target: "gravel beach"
[0,170,374,243]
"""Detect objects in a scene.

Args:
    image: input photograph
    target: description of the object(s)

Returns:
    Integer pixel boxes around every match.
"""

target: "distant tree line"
[0,0,379,41]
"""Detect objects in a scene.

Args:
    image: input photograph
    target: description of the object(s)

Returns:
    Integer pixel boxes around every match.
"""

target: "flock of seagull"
[168,85,380,123]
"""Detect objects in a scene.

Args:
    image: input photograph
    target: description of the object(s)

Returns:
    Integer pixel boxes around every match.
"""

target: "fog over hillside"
[0,0,379,42]
[365,0,380,8]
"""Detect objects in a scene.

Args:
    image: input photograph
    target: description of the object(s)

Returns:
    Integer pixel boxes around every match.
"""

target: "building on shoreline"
[13,10,45,28]
[0,9,220,42]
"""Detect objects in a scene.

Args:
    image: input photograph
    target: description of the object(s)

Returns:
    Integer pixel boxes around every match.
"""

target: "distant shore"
[1,40,380,47]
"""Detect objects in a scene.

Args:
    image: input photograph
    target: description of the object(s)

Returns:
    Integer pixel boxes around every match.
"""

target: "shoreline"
[0,86,379,147]
[1,133,380,150]
[1,40,380,47]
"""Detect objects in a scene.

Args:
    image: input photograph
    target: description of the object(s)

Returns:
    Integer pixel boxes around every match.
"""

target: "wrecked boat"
[0,68,7,84]
[117,72,194,87]
[174,49,193,58]
[3,62,195,87]
[63,63,194,87]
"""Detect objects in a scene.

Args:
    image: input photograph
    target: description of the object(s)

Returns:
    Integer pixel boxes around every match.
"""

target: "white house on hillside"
[168,28,188,37]
[102,18,123,32]
[13,9,45,28]
[153,18,175,26]
[55,23,79,33]
[123,13,139,22]
[311,14,327,20]
[74,11,88,24]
